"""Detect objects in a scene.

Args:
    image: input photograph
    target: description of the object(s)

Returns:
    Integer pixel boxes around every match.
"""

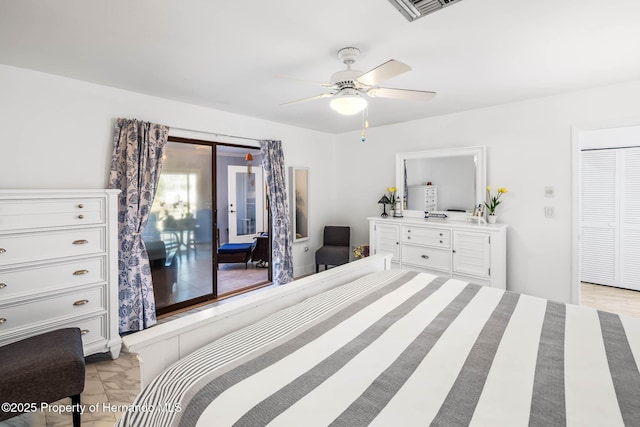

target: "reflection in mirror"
[290,167,309,242]
[396,146,486,220]
[405,156,475,211]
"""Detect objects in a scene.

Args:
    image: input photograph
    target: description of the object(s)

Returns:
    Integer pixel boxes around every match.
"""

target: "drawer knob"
[0,318,6,324]
[421,254,430,259]
[407,229,411,233]
[72,239,88,245]
[439,233,443,236]
[80,329,90,335]
[73,269,89,276]
[77,214,84,219]
[73,299,90,306]
[0,248,5,254]
[0,283,6,289]
[440,240,443,244]
[78,204,84,209]
[407,236,411,240]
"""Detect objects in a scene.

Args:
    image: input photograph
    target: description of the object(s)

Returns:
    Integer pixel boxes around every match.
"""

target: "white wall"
[0,64,336,277]
[334,79,640,303]
[4,64,640,298]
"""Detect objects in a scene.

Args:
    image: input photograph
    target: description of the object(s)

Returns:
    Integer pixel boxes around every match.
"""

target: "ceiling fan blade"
[280,93,333,106]
[356,60,411,86]
[367,87,436,101]
[276,75,334,88]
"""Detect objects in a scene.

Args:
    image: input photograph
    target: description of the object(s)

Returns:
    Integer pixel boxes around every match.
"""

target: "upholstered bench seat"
[218,242,254,254]
[0,328,86,426]
[217,241,256,269]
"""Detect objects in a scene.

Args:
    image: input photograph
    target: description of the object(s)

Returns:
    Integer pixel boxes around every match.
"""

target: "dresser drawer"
[0,228,105,266]
[402,244,451,271]
[69,314,108,346]
[0,257,106,299]
[402,226,450,248]
[0,198,104,231]
[0,314,108,349]
[0,285,105,332]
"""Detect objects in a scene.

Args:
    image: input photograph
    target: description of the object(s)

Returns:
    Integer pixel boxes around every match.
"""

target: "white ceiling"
[1,0,639,134]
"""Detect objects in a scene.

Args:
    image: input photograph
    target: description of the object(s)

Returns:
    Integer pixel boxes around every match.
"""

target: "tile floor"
[3,281,639,426]
[160,245,269,309]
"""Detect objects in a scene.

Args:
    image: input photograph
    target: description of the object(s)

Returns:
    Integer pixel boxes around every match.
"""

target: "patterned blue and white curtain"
[260,139,294,285]
[109,118,169,333]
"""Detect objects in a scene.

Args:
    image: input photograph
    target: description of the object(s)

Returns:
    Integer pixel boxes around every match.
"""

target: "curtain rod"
[168,125,264,143]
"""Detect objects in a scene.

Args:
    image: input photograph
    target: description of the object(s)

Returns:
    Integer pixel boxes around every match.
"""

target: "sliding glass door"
[143,138,269,315]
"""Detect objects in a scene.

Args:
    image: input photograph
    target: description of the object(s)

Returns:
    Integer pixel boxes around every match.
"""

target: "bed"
[119,258,640,426]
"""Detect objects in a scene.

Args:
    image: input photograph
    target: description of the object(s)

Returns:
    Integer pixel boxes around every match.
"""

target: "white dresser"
[369,217,508,289]
[0,190,121,358]
[407,185,437,211]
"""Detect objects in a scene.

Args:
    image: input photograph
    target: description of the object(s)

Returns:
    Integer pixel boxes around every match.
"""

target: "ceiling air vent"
[388,0,464,22]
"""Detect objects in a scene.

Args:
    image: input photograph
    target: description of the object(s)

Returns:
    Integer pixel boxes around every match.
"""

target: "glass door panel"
[143,141,214,313]
[227,165,264,243]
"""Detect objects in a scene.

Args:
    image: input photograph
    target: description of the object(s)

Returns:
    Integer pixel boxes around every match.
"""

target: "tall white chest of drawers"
[0,190,121,358]
[369,217,508,289]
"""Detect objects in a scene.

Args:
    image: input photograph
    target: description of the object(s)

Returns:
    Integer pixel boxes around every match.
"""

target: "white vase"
[488,214,497,224]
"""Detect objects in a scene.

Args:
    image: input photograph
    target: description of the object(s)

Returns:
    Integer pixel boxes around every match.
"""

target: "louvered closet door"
[622,148,640,290]
[582,148,640,290]
[581,150,617,285]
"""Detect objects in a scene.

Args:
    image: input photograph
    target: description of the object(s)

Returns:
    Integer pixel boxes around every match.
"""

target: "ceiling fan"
[281,47,436,115]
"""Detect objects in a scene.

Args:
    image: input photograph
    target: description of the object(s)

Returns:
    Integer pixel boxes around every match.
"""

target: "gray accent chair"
[0,328,86,426]
[315,226,350,273]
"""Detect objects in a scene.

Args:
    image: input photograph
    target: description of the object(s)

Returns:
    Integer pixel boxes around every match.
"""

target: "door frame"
[570,121,640,305]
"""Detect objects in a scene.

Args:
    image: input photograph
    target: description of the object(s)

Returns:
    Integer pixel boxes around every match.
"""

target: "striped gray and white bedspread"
[117,270,640,427]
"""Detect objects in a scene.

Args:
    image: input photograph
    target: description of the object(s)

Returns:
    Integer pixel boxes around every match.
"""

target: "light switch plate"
[545,206,554,218]
[545,186,555,198]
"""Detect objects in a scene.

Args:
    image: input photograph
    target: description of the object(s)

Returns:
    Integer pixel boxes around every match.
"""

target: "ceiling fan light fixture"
[281,46,435,116]
[330,92,368,115]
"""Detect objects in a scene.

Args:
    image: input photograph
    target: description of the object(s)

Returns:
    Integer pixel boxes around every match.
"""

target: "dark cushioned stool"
[0,328,86,426]
[217,241,256,269]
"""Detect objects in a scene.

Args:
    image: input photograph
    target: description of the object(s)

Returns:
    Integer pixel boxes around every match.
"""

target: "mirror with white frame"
[396,146,486,220]
[290,166,309,242]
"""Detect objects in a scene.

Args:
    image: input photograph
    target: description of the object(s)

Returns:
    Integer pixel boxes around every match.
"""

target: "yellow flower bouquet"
[484,186,507,215]
[387,186,398,207]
